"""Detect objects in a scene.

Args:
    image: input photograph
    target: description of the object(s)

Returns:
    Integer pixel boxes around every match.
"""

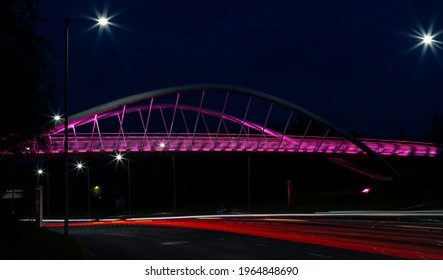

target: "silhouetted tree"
[395,127,416,141]
[0,0,57,151]
[423,111,443,143]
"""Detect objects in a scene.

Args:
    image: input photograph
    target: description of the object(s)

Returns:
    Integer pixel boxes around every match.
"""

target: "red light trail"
[45,216,443,260]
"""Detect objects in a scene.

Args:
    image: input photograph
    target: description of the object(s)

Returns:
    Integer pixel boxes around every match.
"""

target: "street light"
[36,168,51,218]
[414,30,443,51]
[91,185,102,199]
[98,17,109,26]
[35,168,45,227]
[423,35,434,45]
[63,15,110,236]
[115,153,131,216]
[76,162,91,218]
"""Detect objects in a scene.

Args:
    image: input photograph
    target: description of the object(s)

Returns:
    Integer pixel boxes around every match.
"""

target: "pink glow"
[361,187,371,194]
[22,102,441,158]
[30,133,441,157]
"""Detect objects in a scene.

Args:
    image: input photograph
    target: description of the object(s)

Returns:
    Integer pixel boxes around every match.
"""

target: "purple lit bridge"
[24,84,443,181]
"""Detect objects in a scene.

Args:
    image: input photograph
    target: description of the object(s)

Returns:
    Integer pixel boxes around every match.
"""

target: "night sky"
[37,0,443,139]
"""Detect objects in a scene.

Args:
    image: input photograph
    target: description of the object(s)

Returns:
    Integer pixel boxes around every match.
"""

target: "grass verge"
[0,219,94,260]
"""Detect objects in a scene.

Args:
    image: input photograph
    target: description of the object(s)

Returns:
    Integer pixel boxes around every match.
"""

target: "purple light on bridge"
[361,187,371,194]
[7,84,442,184]
[9,85,441,161]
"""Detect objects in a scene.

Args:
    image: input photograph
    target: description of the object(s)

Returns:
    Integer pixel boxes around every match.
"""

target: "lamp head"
[97,17,109,27]
[423,35,433,45]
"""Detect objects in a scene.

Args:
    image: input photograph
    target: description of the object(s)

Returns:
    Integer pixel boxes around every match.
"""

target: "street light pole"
[87,167,90,218]
[247,155,251,212]
[63,18,69,236]
[115,153,132,216]
[63,16,110,236]
[36,169,44,228]
[76,163,91,218]
[172,155,176,212]
[128,159,131,216]
[12,162,15,216]
[46,172,49,218]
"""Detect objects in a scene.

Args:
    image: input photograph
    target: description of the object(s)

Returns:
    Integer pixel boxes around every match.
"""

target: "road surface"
[51,225,399,260]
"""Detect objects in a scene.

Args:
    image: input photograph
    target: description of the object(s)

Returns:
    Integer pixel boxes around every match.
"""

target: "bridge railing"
[20,133,438,157]
[360,138,440,157]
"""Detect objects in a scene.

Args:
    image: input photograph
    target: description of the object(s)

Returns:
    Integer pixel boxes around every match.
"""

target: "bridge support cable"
[168,92,181,149]
[190,90,206,150]
[180,109,191,136]
[159,107,169,133]
[201,114,214,149]
[137,109,145,148]
[296,119,312,152]
[90,114,104,151]
[277,111,293,151]
[333,139,347,154]
[72,125,78,151]
[31,84,443,178]
[213,91,230,151]
[256,102,273,151]
[116,105,128,151]
[141,98,154,150]
[236,96,252,150]
[314,128,330,153]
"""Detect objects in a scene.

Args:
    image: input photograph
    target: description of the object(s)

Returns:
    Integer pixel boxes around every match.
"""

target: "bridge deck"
[26,133,439,157]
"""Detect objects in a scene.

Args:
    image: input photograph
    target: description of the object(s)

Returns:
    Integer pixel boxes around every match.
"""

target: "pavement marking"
[308,253,332,259]
[161,241,190,246]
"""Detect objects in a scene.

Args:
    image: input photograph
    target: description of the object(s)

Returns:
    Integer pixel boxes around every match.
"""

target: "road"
[50,225,398,260]
[45,212,443,259]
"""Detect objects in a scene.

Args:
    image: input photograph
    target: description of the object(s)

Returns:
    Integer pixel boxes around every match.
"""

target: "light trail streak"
[43,214,443,260]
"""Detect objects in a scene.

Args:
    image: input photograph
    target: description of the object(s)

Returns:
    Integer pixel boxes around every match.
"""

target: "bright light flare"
[97,17,109,26]
[405,26,443,61]
[37,169,44,175]
[423,34,434,45]
[159,142,166,149]
[116,153,123,161]
[53,115,61,121]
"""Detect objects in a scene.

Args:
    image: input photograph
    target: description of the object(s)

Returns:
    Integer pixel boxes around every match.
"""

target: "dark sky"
[38,0,443,139]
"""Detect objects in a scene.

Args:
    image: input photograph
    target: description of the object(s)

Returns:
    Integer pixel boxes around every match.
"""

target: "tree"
[423,111,443,143]
[395,127,416,141]
[0,0,57,151]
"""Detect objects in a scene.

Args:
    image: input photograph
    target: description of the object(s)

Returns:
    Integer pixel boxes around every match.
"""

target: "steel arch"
[44,84,403,178]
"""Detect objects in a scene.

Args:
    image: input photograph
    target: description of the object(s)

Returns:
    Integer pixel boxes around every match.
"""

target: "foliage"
[0,0,57,151]
[0,220,94,259]
[423,111,443,143]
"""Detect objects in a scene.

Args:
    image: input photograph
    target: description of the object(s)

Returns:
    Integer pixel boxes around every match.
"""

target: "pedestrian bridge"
[16,84,442,180]
[43,133,438,157]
